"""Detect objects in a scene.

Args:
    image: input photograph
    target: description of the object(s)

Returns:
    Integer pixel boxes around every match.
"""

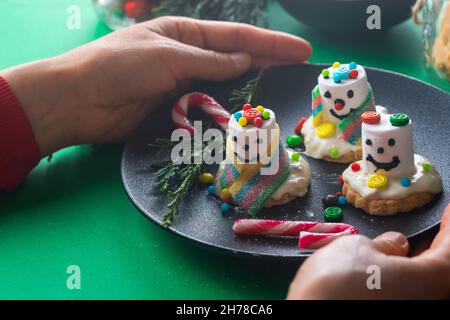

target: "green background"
[0,0,448,299]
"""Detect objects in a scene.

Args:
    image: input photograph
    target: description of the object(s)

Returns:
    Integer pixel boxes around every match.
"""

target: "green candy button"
[324,206,343,222]
[390,113,409,126]
[286,134,303,148]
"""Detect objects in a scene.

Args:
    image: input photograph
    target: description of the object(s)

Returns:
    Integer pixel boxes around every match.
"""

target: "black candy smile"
[366,154,400,171]
[330,107,357,120]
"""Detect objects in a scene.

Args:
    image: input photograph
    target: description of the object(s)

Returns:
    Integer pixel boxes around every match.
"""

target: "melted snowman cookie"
[342,107,442,216]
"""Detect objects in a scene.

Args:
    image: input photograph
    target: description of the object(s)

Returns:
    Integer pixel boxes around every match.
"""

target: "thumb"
[373,231,409,256]
[173,45,252,81]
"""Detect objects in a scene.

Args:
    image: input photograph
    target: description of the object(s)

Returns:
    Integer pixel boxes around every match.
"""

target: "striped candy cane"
[171,92,231,135]
[232,219,358,250]
[299,229,356,249]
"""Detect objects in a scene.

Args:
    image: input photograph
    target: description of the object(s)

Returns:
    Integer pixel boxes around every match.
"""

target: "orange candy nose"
[334,103,344,111]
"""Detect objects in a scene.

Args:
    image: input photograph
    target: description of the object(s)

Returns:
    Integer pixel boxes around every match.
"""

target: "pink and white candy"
[232,219,358,250]
[171,92,230,135]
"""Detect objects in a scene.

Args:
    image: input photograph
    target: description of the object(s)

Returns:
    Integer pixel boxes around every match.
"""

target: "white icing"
[362,106,414,177]
[301,116,358,159]
[269,149,311,201]
[342,154,442,200]
[318,64,372,125]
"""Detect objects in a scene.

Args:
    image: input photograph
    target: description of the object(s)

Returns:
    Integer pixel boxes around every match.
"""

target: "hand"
[0,17,311,156]
[287,203,450,299]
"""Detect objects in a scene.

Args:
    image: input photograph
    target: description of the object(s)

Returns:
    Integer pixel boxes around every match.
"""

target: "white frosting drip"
[342,154,442,200]
[269,149,311,201]
[301,116,358,159]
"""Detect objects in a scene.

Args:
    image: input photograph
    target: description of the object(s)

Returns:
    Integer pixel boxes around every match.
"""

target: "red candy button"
[253,117,263,127]
[361,111,381,124]
[242,103,252,111]
[336,191,343,197]
[351,162,361,171]
[294,117,308,134]
[349,69,359,79]
[243,108,261,121]
[338,175,344,184]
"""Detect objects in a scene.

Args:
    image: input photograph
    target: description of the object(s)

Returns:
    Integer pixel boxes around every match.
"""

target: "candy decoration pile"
[171,92,230,135]
[233,104,272,128]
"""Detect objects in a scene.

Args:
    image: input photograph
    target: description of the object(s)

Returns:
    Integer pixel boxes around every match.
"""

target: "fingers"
[430,202,450,251]
[166,43,252,81]
[149,17,312,66]
[373,231,409,256]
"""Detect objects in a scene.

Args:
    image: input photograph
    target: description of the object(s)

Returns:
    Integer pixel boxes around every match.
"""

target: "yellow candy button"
[316,122,336,139]
[368,174,388,189]
[238,117,248,127]
[332,61,341,68]
[255,105,265,113]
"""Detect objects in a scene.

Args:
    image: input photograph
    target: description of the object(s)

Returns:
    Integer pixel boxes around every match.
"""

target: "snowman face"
[362,109,415,177]
[228,108,277,164]
[318,64,371,124]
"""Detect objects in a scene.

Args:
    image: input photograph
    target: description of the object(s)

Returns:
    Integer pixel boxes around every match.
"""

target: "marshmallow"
[228,108,278,164]
[362,106,415,177]
[316,63,374,125]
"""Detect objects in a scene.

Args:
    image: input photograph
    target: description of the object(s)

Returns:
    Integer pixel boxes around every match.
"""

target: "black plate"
[121,64,449,259]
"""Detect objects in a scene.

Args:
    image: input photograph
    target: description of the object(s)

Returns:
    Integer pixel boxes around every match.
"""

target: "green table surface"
[0,0,448,300]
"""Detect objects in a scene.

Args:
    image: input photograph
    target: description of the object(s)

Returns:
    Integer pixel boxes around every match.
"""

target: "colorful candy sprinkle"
[400,177,411,187]
[253,117,263,127]
[198,172,214,184]
[291,152,301,162]
[390,113,409,126]
[243,108,261,122]
[351,163,361,171]
[255,105,265,113]
[349,62,357,69]
[349,69,359,79]
[221,188,231,200]
[324,206,343,222]
[339,175,344,184]
[322,194,338,207]
[242,103,252,111]
[238,117,248,127]
[286,134,303,147]
[262,111,270,120]
[220,203,231,214]
[316,122,335,139]
[322,69,330,78]
[333,74,341,83]
[422,162,431,172]
[368,174,388,189]
[338,195,347,206]
[329,147,340,158]
[234,112,242,120]
[207,185,216,195]
[336,191,343,197]
[332,62,341,68]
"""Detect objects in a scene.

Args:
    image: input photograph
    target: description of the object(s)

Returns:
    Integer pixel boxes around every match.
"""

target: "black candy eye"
[256,138,263,144]
[244,144,249,151]
[388,138,395,146]
[232,136,237,142]
[366,139,372,146]
[324,91,332,99]
[347,90,354,98]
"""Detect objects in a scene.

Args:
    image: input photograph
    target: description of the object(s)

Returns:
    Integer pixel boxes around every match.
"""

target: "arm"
[0,17,311,190]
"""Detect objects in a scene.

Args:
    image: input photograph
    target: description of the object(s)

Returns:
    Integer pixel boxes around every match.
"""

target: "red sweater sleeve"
[0,76,41,191]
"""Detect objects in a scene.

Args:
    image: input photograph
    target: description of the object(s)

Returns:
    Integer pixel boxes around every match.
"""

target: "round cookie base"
[342,181,435,216]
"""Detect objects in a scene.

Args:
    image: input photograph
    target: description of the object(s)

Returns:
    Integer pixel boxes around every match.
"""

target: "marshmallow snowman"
[361,107,415,177]
[313,62,374,127]
[228,106,279,164]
